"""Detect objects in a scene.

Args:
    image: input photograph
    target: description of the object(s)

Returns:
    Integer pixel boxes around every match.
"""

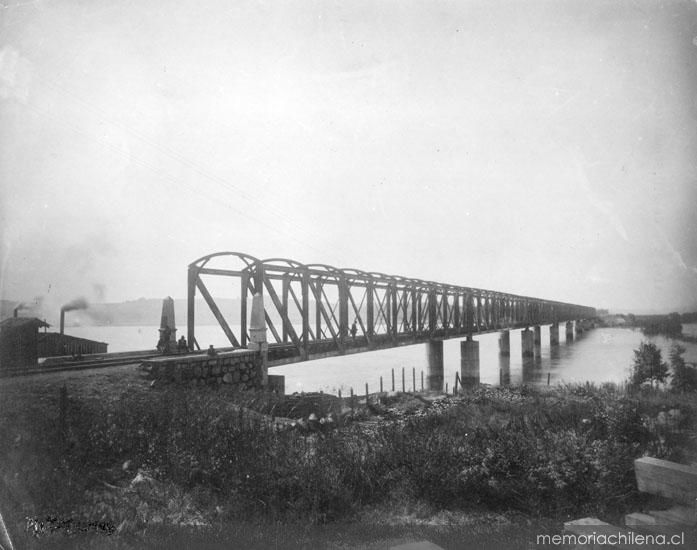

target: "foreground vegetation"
[1,369,695,548]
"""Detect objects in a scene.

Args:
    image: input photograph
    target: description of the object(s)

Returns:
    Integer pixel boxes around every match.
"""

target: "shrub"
[670,344,697,392]
[2,383,695,532]
[630,341,669,388]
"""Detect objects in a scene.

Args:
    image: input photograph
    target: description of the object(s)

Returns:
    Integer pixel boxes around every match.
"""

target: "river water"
[65,323,697,395]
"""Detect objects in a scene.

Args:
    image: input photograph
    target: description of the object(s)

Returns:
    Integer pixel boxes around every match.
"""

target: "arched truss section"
[186,251,596,361]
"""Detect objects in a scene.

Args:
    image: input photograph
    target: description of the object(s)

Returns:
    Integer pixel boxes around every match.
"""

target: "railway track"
[0,351,162,379]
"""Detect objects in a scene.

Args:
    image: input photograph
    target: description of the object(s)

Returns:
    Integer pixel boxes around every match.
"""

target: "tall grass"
[1,383,695,532]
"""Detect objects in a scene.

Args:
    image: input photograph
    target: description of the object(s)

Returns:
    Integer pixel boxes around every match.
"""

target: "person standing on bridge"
[177,336,188,352]
[350,321,358,340]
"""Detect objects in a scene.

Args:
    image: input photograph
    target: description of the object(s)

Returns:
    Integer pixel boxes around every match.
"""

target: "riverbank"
[1,366,695,549]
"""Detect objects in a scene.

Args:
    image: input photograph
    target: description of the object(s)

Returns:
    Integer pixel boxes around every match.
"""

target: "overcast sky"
[1,0,696,314]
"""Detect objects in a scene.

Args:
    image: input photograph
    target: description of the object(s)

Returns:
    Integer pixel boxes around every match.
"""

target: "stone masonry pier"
[141,350,263,390]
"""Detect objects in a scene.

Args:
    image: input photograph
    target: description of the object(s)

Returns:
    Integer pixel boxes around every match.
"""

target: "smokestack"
[13,303,24,318]
[60,297,88,335]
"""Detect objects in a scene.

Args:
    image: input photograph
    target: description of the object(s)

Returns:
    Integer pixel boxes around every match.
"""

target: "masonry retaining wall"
[141,350,263,390]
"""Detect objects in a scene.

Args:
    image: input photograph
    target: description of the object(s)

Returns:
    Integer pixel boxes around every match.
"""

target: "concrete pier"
[521,328,534,358]
[550,323,559,347]
[498,354,511,386]
[565,321,574,342]
[460,336,480,386]
[426,339,444,391]
[533,325,541,352]
[498,330,510,356]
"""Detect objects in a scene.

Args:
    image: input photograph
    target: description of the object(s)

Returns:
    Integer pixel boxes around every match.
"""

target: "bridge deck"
[185,252,595,367]
[266,321,548,366]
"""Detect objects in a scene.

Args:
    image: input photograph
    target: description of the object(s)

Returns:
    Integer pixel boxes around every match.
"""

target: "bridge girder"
[186,252,596,362]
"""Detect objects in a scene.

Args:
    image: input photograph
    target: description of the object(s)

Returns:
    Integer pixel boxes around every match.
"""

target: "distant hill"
[1,297,307,327]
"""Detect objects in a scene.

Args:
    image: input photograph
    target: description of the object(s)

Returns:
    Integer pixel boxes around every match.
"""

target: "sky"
[1,0,697,315]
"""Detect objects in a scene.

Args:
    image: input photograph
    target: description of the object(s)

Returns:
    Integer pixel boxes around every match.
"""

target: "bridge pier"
[499,354,511,386]
[575,320,584,336]
[498,330,510,356]
[565,321,574,342]
[426,339,444,391]
[460,336,480,386]
[533,325,541,354]
[550,323,559,346]
[521,328,534,358]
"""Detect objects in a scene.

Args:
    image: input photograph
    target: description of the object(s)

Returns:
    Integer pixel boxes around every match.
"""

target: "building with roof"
[0,317,50,369]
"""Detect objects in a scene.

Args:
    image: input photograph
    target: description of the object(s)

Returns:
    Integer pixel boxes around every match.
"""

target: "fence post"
[547,372,551,386]
[412,367,416,392]
[402,367,405,393]
[445,382,449,395]
[365,383,369,405]
[454,373,459,395]
[421,371,424,392]
[391,368,395,391]
[380,376,383,393]
[350,387,354,411]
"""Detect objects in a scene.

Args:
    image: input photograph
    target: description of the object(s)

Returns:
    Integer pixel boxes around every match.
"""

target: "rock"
[122,460,132,471]
[223,373,232,384]
[130,470,157,489]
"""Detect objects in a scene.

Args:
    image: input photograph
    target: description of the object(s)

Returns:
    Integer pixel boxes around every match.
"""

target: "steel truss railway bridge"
[186,252,596,387]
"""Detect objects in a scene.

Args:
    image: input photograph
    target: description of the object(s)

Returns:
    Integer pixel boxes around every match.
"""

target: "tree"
[669,344,697,392]
[630,341,668,388]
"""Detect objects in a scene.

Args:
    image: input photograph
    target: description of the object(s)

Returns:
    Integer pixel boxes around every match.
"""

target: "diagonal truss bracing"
[186,252,596,364]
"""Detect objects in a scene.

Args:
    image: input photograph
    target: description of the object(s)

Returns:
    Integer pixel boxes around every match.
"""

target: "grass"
[1,367,696,549]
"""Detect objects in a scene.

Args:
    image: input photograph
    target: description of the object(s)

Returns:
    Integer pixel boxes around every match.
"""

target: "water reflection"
[271,326,697,394]
[68,323,697,394]
[498,354,511,386]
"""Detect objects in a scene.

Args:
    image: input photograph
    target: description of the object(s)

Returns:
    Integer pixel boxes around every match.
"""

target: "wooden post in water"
[380,376,383,393]
[547,372,551,386]
[445,382,449,395]
[365,383,369,405]
[412,367,416,392]
[402,367,405,393]
[391,368,395,391]
[338,389,342,400]
[350,387,354,411]
[421,371,424,392]
[454,373,459,395]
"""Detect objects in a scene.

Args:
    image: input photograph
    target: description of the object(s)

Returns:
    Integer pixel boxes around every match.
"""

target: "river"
[63,323,697,395]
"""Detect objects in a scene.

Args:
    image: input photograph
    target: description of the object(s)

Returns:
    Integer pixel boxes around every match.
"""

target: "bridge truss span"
[186,252,596,365]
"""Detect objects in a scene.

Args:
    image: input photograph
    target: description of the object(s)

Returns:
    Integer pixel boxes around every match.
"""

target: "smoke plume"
[61,297,89,312]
